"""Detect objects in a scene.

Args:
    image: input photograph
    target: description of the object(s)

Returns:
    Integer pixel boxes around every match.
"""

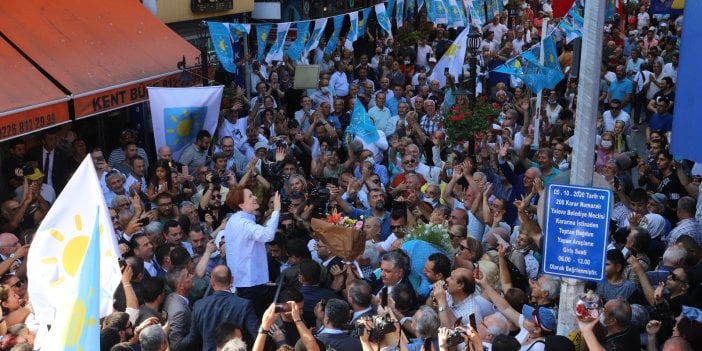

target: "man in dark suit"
[26,129,69,194]
[298,259,339,327]
[163,267,194,351]
[180,265,260,351]
[314,299,361,351]
[347,279,375,323]
[369,250,419,312]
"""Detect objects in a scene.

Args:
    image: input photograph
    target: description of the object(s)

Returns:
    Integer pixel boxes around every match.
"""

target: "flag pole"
[531,18,548,150]
[556,0,606,337]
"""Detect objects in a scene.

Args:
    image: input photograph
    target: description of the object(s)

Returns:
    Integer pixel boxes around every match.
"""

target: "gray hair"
[609,298,632,327]
[165,268,187,291]
[381,251,405,273]
[415,305,440,339]
[348,279,372,308]
[630,304,650,329]
[361,241,380,266]
[179,201,196,212]
[143,221,164,236]
[484,312,510,339]
[663,245,687,266]
[118,209,134,222]
[220,339,247,351]
[540,275,560,301]
[111,195,130,209]
[139,324,166,351]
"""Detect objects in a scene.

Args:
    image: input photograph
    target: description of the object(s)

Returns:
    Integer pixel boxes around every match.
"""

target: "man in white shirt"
[294,96,315,133]
[330,61,349,98]
[483,15,509,44]
[602,100,631,133]
[416,37,434,68]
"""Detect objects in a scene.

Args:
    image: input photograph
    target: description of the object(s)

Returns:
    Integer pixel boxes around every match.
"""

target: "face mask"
[599,313,608,326]
[365,157,376,165]
[320,86,330,94]
[548,99,557,105]
[334,56,341,62]
[601,140,613,149]
[404,60,411,65]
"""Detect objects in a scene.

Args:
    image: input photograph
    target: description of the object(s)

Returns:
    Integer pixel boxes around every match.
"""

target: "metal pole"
[242,16,252,100]
[531,18,548,150]
[556,0,606,337]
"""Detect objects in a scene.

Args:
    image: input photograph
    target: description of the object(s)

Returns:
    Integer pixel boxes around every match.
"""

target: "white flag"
[148,86,223,160]
[429,26,471,88]
[304,18,328,56]
[266,22,291,64]
[27,155,122,349]
[345,12,359,51]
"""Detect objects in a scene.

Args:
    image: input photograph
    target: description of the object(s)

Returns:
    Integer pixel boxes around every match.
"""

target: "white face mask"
[601,140,613,149]
[599,313,608,326]
[404,60,411,65]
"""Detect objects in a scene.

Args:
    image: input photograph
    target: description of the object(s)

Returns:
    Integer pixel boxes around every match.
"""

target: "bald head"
[211,265,233,289]
[0,233,18,247]
[158,146,173,161]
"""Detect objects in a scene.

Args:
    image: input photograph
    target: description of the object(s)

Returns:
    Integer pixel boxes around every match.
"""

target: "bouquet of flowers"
[441,96,501,146]
[311,209,366,261]
[403,221,453,253]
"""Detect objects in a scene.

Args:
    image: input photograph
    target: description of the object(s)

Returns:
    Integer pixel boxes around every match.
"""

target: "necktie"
[43,151,51,184]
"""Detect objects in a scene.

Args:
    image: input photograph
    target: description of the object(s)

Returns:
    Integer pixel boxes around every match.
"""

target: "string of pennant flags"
[206,0,507,74]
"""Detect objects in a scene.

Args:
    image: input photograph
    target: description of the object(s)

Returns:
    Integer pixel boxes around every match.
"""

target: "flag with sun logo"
[428,25,471,87]
[27,155,122,350]
[148,86,223,161]
[207,22,236,73]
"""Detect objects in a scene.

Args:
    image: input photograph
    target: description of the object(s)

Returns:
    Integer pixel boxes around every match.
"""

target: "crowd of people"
[0,0,697,350]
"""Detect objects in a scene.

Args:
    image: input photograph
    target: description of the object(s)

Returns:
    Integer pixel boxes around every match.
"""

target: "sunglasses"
[403,159,417,165]
[212,194,222,199]
[669,273,688,284]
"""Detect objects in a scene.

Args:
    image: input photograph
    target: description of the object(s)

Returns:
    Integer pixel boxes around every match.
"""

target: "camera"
[442,329,467,348]
[276,138,288,148]
[208,171,222,184]
[355,315,397,343]
[309,186,330,218]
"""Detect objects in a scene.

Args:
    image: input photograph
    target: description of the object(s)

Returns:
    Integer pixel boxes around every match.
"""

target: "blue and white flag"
[148,86,223,160]
[446,0,467,29]
[492,56,524,76]
[387,0,397,21]
[358,8,372,34]
[375,4,393,37]
[427,0,449,24]
[605,0,617,21]
[671,0,701,161]
[207,22,236,73]
[266,22,291,63]
[429,26,471,87]
[304,18,328,56]
[346,12,359,51]
[471,0,486,26]
[288,21,310,62]
[558,18,581,43]
[255,24,272,61]
[229,23,251,42]
[28,155,121,351]
[397,0,405,28]
[568,7,584,29]
[325,15,345,55]
[347,98,379,144]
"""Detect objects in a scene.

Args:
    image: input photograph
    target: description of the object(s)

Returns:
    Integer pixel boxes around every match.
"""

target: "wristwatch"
[258,327,269,334]
[9,253,15,260]
[438,305,447,313]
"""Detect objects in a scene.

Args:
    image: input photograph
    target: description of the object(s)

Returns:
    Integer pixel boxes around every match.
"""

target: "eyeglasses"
[459,244,469,251]
[669,273,688,284]
[212,195,222,199]
[403,159,417,165]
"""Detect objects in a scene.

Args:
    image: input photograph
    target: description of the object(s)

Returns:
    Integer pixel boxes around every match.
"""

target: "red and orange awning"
[0,0,202,139]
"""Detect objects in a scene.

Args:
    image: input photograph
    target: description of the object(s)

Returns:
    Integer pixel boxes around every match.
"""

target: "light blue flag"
[288,21,310,62]
[442,87,455,108]
[671,0,701,161]
[304,18,328,56]
[255,24,272,61]
[492,56,524,76]
[266,22,291,63]
[427,0,449,24]
[375,4,393,36]
[485,0,497,21]
[520,57,547,92]
[346,12,359,50]
[472,0,486,26]
[397,0,405,28]
[325,15,344,55]
[446,0,466,28]
[229,23,251,42]
[358,8,372,34]
[558,18,581,43]
[605,0,617,21]
[406,0,416,20]
[388,0,397,20]
[347,99,379,144]
[207,22,236,73]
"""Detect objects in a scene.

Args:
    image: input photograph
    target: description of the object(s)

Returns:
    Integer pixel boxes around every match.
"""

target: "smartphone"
[137,217,150,226]
[161,310,168,324]
[381,287,388,308]
[468,313,477,331]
